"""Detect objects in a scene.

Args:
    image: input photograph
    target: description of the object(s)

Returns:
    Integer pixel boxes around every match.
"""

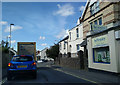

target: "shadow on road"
[11,75,35,81]
[50,66,61,69]
[37,67,52,70]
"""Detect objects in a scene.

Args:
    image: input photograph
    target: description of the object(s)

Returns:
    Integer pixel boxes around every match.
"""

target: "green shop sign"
[91,24,107,32]
[92,35,108,48]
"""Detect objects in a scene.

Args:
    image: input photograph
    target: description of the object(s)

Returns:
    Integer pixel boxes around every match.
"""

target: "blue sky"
[2,2,86,51]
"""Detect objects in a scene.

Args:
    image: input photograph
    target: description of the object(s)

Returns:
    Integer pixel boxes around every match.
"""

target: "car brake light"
[32,62,36,66]
[8,63,13,67]
[21,55,25,57]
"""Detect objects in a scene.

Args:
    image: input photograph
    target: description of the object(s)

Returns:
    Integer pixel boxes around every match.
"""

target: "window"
[90,17,102,29]
[59,43,61,50]
[90,1,99,15]
[76,44,80,51]
[12,56,33,62]
[64,53,66,57]
[69,32,71,40]
[90,22,93,30]
[94,20,98,25]
[93,47,110,64]
[98,18,102,25]
[76,28,79,38]
[64,41,66,49]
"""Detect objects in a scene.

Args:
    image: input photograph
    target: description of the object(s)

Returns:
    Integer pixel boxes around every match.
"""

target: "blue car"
[7,55,37,80]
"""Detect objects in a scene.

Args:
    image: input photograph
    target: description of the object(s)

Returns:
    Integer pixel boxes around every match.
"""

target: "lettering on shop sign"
[92,35,108,48]
[91,24,107,33]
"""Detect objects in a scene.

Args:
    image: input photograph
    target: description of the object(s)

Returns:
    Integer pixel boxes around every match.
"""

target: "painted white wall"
[68,24,84,57]
[40,47,48,59]
[59,39,68,55]
[116,39,120,72]
[87,30,120,73]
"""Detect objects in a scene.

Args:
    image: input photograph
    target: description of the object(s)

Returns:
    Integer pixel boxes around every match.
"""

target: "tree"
[1,40,9,53]
[46,44,59,60]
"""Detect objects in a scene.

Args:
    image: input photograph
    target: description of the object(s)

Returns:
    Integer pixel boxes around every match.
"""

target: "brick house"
[81,0,120,73]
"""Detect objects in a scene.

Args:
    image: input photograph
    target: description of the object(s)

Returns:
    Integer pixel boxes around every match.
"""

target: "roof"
[59,36,69,43]
[80,40,87,47]
[69,23,82,31]
[40,47,48,52]
[81,0,90,20]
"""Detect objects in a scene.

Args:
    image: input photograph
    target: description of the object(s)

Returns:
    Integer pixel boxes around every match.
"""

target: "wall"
[58,57,81,70]
[117,39,120,72]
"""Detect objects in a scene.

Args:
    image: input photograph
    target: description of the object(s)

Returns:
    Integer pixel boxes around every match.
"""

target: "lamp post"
[9,24,14,61]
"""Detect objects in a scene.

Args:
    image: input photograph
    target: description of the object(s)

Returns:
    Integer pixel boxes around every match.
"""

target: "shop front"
[87,29,120,73]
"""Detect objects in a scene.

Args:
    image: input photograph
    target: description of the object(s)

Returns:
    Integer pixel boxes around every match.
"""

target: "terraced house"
[59,36,69,57]
[81,0,120,73]
[68,19,84,58]
[59,18,84,58]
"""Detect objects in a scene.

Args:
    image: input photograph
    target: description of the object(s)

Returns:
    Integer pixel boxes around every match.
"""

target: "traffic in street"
[2,61,95,85]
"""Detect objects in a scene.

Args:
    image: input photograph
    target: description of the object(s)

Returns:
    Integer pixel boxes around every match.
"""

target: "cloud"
[56,29,69,39]
[41,43,47,46]
[39,36,45,40]
[4,25,23,32]
[79,6,85,11]
[0,21,8,25]
[9,40,16,44]
[54,4,75,17]
[57,4,61,8]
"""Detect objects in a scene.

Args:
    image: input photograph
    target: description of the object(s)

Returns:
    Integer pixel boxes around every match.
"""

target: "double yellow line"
[54,68,100,84]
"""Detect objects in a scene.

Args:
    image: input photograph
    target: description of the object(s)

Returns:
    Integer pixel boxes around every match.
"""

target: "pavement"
[50,65,120,84]
[2,68,7,79]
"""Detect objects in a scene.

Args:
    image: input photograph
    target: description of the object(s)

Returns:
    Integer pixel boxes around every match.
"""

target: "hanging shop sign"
[92,35,108,48]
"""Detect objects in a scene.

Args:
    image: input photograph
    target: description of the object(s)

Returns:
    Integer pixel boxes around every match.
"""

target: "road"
[2,61,97,85]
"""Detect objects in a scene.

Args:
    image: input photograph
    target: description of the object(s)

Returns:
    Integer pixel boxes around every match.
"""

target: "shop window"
[93,47,110,64]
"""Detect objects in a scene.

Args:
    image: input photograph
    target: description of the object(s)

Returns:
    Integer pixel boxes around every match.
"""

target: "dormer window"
[90,0,99,15]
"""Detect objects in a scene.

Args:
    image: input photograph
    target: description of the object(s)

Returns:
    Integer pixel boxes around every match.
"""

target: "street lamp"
[10,24,14,48]
[9,24,14,61]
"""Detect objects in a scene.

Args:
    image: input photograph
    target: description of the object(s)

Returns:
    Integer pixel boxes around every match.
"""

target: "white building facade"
[68,22,84,58]
[59,19,84,58]
[59,36,69,57]
[40,47,48,59]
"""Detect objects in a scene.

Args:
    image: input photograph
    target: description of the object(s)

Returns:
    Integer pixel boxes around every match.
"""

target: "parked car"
[43,60,48,62]
[7,55,37,80]
[37,60,43,63]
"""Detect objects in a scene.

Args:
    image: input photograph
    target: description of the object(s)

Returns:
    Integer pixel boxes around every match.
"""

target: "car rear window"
[12,56,33,62]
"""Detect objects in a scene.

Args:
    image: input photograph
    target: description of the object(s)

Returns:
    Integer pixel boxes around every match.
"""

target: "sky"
[1,2,86,51]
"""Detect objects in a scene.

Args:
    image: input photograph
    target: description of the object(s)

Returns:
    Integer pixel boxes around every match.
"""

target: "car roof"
[13,55,33,57]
